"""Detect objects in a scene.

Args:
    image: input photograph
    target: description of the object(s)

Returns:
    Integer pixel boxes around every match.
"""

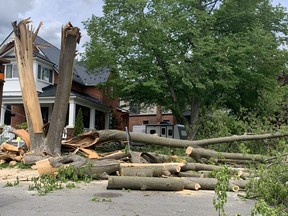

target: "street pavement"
[0,180,255,216]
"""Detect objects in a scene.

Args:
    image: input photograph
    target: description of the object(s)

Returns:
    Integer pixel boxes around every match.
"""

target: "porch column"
[105,112,110,129]
[89,108,95,129]
[0,104,5,125]
[68,101,76,127]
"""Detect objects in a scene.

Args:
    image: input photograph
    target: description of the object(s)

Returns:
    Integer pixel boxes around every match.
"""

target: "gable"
[0,32,110,87]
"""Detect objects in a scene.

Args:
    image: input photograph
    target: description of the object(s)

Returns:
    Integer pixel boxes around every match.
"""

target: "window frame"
[37,64,53,83]
[5,64,18,79]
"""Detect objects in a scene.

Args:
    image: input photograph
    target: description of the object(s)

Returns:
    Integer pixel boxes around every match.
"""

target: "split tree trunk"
[12,19,45,153]
[45,23,81,155]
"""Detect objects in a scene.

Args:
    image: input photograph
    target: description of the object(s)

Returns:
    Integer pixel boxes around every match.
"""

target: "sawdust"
[0,167,39,182]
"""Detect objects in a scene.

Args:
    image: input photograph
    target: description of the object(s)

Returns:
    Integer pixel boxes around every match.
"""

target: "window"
[5,64,18,78]
[161,127,166,135]
[37,64,53,83]
[143,120,149,124]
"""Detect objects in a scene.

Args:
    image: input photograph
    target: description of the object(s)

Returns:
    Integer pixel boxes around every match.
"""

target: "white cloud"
[0,0,103,51]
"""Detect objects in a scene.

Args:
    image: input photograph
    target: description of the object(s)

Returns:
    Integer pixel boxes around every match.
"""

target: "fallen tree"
[69,130,288,149]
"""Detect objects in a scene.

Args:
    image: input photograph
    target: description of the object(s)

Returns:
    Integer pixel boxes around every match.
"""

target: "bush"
[73,108,84,137]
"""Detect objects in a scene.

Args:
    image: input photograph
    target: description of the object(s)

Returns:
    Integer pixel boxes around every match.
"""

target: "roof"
[34,36,110,86]
[0,32,110,86]
[38,85,111,109]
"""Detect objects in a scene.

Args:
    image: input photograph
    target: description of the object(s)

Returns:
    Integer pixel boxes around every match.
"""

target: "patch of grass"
[0,162,9,168]
[90,196,112,202]
[4,176,20,187]
[28,175,63,196]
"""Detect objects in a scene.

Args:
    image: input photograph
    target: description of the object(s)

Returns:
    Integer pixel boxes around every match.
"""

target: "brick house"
[0,32,128,139]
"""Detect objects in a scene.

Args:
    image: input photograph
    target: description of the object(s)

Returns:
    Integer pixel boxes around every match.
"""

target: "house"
[0,32,128,138]
[120,102,177,131]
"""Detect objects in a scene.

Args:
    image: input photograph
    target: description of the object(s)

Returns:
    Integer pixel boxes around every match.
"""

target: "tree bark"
[35,154,120,179]
[182,178,201,190]
[119,166,166,177]
[181,162,245,173]
[120,162,183,174]
[45,22,81,155]
[181,177,244,192]
[107,176,184,191]
[186,146,266,163]
[91,130,288,148]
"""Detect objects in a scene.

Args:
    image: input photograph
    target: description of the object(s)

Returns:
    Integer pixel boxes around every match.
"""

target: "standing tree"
[13,19,81,155]
[82,0,288,139]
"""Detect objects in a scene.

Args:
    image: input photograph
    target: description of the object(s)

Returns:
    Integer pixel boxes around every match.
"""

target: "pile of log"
[1,129,279,192]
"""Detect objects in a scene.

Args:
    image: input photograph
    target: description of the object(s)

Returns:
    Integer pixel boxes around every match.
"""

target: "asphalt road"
[0,180,255,216]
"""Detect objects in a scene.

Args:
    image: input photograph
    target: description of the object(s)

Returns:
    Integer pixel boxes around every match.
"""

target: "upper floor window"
[5,64,18,79]
[37,64,53,83]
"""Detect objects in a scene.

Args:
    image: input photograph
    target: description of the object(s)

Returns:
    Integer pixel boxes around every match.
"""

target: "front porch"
[0,88,112,139]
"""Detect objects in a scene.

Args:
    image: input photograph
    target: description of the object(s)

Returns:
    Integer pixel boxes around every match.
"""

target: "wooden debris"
[35,154,120,179]
[107,176,185,191]
[11,129,31,149]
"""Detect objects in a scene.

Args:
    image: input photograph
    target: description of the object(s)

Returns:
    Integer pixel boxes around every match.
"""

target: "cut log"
[181,177,246,192]
[181,162,244,173]
[22,153,50,165]
[186,146,266,163]
[98,151,130,161]
[120,166,165,177]
[177,171,207,178]
[35,158,58,175]
[107,176,184,191]
[120,163,182,174]
[0,142,19,152]
[182,178,201,190]
[35,154,120,179]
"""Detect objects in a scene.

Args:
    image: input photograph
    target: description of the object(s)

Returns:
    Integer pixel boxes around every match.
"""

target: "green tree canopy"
[82,0,288,138]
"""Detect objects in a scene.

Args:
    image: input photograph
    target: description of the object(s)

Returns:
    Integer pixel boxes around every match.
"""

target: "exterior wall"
[83,86,104,101]
[11,105,26,128]
[3,57,53,96]
[129,114,176,131]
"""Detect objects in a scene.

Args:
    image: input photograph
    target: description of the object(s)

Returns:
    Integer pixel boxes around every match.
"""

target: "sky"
[0,0,287,54]
[0,0,104,53]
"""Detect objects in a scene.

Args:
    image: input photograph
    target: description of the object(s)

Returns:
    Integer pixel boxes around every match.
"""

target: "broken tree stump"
[107,176,184,191]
